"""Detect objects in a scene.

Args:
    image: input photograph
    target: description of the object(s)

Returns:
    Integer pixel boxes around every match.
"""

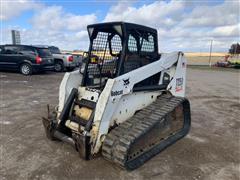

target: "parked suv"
[48,46,77,72]
[0,45,54,75]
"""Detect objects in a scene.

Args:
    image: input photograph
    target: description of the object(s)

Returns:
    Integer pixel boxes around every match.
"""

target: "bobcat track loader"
[42,22,191,170]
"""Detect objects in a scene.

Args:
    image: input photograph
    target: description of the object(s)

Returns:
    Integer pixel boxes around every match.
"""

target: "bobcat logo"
[123,78,130,86]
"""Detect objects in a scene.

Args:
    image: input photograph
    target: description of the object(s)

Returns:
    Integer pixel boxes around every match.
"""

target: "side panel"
[58,70,82,114]
[110,52,180,97]
[167,54,187,97]
[0,54,20,69]
[90,79,116,151]
[92,52,184,154]
[111,91,161,125]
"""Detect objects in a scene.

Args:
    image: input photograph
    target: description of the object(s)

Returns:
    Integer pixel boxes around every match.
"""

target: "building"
[11,30,21,45]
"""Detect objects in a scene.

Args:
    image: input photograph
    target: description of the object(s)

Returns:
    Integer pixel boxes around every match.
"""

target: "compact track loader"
[42,22,191,170]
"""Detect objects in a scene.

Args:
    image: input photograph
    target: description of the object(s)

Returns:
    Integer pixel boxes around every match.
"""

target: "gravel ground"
[0,68,239,180]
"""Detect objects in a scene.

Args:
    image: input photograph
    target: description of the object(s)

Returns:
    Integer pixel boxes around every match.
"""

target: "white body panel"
[57,52,187,154]
[111,91,161,125]
[58,70,82,113]
[92,52,187,153]
[168,54,187,97]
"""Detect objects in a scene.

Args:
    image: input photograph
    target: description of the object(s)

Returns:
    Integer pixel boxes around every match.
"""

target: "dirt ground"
[0,67,239,180]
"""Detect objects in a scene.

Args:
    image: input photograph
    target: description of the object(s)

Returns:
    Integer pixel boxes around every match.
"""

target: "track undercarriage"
[102,94,191,170]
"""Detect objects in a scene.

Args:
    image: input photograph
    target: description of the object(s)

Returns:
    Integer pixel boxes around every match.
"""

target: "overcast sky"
[0,0,239,52]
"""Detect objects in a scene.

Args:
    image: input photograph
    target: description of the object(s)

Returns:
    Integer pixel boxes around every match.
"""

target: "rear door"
[0,46,21,69]
[19,46,37,63]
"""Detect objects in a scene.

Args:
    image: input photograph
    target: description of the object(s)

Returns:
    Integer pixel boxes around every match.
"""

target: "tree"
[229,43,240,54]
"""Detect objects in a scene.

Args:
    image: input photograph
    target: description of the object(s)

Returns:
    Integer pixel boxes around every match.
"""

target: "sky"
[0,0,239,52]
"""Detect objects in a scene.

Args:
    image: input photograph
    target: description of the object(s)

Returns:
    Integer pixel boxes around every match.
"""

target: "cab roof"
[87,21,157,34]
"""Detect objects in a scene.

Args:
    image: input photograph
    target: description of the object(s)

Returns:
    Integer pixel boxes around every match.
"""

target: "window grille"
[87,32,122,86]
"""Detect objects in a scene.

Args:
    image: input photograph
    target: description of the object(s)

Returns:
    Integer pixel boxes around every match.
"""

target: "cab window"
[3,46,19,54]
[37,48,52,57]
[128,35,138,52]
[19,46,36,55]
[140,34,154,52]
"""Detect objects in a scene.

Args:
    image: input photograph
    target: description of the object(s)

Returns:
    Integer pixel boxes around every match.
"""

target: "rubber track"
[102,94,191,170]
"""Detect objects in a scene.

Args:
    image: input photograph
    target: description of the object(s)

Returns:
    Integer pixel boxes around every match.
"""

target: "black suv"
[0,45,54,75]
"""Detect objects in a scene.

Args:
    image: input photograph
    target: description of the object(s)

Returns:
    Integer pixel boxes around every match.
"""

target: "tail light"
[68,56,73,62]
[36,56,42,64]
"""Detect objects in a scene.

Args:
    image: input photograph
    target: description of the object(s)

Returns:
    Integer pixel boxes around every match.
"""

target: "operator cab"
[81,22,160,89]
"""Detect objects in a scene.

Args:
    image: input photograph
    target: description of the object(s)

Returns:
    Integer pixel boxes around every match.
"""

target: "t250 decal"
[176,78,183,92]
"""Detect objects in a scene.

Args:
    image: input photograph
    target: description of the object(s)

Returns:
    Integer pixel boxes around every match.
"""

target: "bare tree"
[229,43,240,54]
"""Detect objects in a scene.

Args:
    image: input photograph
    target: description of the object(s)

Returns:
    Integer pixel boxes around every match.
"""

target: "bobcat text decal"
[111,90,123,96]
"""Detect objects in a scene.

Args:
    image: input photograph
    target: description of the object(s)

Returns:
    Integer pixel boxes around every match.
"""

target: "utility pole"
[209,40,213,67]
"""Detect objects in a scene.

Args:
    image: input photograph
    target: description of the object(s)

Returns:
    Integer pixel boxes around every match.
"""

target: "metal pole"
[209,40,213,67]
